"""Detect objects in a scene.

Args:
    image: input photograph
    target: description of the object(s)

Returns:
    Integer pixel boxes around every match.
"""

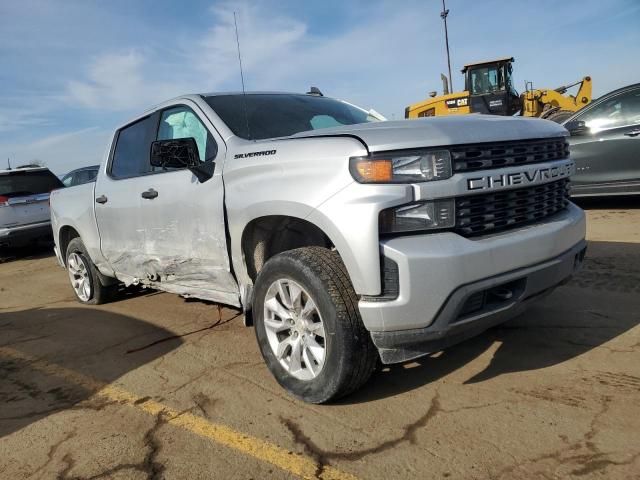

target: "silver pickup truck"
[50,92,586,403]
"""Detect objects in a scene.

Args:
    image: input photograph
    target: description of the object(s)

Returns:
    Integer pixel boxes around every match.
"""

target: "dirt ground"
[1,198,639,480]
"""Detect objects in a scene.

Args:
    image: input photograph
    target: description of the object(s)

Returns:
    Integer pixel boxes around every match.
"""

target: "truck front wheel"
[65,237,115,305]
[253,247,378,403]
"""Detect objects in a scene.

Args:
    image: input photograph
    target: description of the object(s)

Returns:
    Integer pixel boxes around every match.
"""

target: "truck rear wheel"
[253,247,378,403]
[65,237,115,305]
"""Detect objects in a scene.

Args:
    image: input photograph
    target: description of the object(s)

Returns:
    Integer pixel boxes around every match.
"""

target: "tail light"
[0,195,9,207]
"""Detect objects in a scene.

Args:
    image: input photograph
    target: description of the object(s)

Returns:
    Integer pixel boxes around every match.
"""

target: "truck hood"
[289,115,568,152]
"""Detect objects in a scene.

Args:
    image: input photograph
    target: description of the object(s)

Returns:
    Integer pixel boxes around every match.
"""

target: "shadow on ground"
[0,307,182,437]
[344,239,640,404]
[0,241,55,263]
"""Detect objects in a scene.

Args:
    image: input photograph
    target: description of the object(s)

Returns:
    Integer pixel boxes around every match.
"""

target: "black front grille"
[455,179,570,237]
[451,138,569,172]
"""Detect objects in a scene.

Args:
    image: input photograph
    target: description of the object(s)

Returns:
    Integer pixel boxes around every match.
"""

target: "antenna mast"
[233,12,251,139]
[440,0,453,93]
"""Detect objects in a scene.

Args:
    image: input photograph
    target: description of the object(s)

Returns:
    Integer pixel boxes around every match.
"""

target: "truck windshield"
[204,94,380,140]
[0,170,63,197]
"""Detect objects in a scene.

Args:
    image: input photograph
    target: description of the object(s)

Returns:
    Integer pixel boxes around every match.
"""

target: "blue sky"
[1,0,639,175]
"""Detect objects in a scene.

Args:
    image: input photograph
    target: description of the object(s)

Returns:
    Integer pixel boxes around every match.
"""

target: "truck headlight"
[350,149,452,183]
[379,199,455,234]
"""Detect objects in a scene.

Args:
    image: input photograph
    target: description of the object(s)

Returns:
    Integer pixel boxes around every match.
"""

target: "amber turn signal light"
[351,159,393,183]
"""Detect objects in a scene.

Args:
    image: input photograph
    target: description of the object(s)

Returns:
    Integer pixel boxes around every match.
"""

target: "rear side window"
[61,173,73,187]
[110,115,156,179]
[0,170,63,197]
[74,168,98,185]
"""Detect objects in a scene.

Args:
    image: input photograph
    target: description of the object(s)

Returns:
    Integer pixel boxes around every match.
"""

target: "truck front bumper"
[358,203,586,364]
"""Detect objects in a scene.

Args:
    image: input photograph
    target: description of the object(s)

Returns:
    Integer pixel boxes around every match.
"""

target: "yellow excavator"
[405,57,592,123]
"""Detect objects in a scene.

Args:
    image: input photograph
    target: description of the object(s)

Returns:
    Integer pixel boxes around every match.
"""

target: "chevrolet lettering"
[467,162,574,191]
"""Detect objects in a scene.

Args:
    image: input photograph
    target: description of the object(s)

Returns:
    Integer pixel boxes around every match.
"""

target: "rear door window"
[74,168,97,185]
[110,115,156,179]
[0,170,63,197]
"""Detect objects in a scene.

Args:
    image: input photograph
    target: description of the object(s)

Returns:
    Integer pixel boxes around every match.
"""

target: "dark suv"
[564,83,640,196]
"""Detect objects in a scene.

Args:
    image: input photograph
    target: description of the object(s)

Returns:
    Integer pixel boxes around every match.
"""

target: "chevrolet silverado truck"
[49,92,586,403]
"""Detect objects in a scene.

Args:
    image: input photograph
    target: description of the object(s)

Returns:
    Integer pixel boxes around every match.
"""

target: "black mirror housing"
[565,120,589,136]
[150,138,201,169]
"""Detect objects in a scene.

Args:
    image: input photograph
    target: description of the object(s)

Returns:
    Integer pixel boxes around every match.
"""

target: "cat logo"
[445,97,469,109]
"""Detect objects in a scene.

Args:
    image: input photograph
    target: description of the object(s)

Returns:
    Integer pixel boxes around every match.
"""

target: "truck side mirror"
[150,138,215,182]
[150,138,201,169]
[565,120,589,136]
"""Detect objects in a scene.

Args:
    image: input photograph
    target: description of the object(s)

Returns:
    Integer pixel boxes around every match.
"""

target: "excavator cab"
[462,57,520,116]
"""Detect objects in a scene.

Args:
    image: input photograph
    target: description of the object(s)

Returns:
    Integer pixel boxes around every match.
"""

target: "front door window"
[577,88,640,133]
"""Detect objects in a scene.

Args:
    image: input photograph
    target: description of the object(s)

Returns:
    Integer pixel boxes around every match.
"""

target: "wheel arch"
[58,225,81,266]
[241,215,334,283]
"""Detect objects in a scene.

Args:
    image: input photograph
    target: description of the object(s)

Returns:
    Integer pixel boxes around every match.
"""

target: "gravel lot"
[1,199,639,480]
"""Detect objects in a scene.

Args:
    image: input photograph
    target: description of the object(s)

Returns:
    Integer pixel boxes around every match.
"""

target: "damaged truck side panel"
[94,136,240,306]
[54,98,241,306]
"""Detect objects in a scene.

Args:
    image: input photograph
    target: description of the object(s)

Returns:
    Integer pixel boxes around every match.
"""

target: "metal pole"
[441,0,453,93]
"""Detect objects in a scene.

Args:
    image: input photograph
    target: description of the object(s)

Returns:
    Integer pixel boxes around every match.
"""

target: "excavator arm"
[522,76,592,120]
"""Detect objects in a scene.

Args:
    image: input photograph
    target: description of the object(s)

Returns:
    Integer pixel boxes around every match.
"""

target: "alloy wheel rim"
[67,252,91,302]
[263,278,326,381]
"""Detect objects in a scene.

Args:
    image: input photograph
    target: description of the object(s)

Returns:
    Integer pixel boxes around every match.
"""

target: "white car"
[0,167,62,248]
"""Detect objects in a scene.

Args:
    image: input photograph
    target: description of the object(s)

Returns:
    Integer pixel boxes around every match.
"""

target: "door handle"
[624,129,640,137]
[141,188,158,199]
[95,195,108,204]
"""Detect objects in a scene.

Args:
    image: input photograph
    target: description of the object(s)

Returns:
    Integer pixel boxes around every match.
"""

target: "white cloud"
[61,2,438,117]
[3,0,640,177]
[59,0,640,120]
[0,105,52,133]
[29,127,100,148]
[64,3,310,111]
[66,51,184,111]
[196,3,307,85]
[3,127,112,175]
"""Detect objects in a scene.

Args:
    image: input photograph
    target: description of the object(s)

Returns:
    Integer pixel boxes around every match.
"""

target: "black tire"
[544,110,574,124]
[65,237,116,305]
[253,247,378,403]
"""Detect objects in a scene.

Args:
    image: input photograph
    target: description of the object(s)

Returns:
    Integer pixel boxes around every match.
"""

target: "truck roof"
[200,91,304,97]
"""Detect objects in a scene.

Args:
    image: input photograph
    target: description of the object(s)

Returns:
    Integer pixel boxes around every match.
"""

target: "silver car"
[0,167,62,248]
[564,82,640,196]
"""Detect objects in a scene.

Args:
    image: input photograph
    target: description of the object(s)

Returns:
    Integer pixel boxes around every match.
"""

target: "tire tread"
[283,247,378,400]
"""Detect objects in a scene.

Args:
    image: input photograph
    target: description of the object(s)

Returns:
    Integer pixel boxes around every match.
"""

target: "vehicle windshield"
[0,170,63,197]
[469,65,506,95]
[204,94,380,140]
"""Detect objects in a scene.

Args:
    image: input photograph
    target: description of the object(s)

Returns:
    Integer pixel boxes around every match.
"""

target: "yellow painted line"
[0,347,358,480]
